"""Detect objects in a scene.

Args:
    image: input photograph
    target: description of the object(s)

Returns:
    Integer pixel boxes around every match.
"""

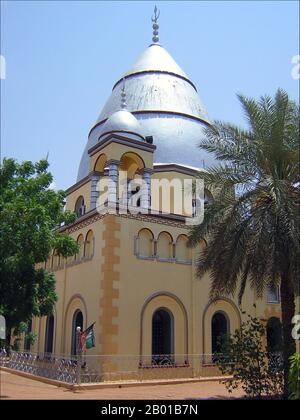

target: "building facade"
[26,12,286,378]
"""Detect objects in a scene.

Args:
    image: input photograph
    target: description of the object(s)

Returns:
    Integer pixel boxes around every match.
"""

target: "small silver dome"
[98,109,145,141]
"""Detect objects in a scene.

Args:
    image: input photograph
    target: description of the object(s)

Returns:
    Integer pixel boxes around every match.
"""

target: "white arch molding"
[202,298,241,356]
[140,292,188,365]
[63,294,88,355]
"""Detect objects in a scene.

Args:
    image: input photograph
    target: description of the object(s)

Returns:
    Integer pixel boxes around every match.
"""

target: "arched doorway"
[266,317,283,373]
[71,310,83,356]
[267,317,283,352]
[152,308,174,364]
[211,312,229,355]
[44,315,54,354]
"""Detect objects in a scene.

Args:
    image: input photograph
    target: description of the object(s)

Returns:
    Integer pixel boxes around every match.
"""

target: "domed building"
[27,10,282,381]
[77,27,212,182]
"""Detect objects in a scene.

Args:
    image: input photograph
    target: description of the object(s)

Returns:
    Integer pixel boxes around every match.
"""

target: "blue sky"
[1,0,299,189]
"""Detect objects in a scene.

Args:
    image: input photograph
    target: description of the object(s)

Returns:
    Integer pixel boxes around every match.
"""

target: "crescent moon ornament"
[151,6,160,43]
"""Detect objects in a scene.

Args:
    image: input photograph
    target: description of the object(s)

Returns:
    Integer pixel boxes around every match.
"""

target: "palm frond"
[188,87,300,301]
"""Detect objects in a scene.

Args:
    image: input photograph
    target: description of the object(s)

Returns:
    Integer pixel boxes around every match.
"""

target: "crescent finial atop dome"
[151,6,160,44]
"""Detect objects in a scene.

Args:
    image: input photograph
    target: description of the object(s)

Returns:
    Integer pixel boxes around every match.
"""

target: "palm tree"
[188,89,299,398]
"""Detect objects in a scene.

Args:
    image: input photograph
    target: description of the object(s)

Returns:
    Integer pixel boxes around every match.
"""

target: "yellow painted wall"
[151,170,194,215]
[25,157,287,376]
[28,211,284,361]
[66,180,91,213]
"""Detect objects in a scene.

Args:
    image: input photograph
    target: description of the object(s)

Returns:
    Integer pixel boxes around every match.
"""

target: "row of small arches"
[45,230,95,270]
[74,152,147,218]
[94,151,145,178]
[136,229,196,261]
[74,150,215,219]
[74,230,95,261]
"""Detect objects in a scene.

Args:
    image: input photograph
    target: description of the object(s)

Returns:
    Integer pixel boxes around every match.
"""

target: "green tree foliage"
[188,89,299,397]
[288,353,300,400]
[217,313,284,399]
[0,158,79,345]
[10,322,37,351]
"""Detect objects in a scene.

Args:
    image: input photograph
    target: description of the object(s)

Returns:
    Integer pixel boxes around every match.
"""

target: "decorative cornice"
[116,212,190,229]
[137,168,154,175]
[58,209,103,234]
[99,129,145,142]
[88,133,156,157]
[153,163,200,177]
[59,207,190,234]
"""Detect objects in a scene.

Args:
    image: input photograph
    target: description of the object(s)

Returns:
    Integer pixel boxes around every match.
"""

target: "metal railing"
[0,351,283,385]
[0,351,81,383]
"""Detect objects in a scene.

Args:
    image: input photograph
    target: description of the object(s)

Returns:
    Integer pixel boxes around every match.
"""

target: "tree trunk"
[280,274,296,399]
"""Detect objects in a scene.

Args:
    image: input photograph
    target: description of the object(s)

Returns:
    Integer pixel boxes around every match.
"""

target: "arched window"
[267,317,283,353]
[24,319,32,351]
[157,232,173,260]
[76,234,84,261]
[71,310,83,356]
[175,235,191,261]
[267,285,280,303]
[211,312,229,355]
[75,196,85,218]
[152,308,174,364]
[85,230,94,259]
[44,315,54,354]
[137,229,154,258]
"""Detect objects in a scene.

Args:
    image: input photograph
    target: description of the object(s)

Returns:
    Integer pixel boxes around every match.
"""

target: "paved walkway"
[0,370,243,400]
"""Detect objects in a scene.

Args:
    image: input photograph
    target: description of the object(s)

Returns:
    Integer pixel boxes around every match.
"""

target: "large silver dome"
[77,43,213,181]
